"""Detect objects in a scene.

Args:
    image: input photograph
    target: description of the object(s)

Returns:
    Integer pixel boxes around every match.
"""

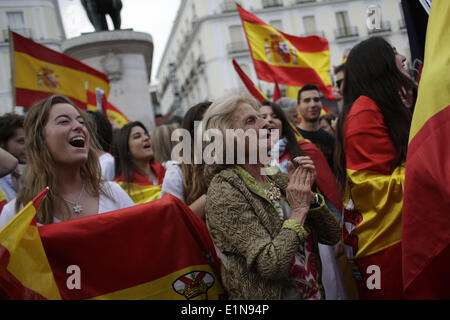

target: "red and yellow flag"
[86,88,130,128]
[402,0,450,299]
[237,4,335,101]
[115,163,166,205]
[232,58,268,102]
[343,96,404,299]
[0,188,61,299]
[1,191,226,299]
[10,31,110,109]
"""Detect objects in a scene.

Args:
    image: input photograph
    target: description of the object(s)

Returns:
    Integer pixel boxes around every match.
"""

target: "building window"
[270,20,283,31]
[262,0,283,8]
[228,25,247,53]
[335,11,358,39]
[6,11,31,38]
[303,16,316,33]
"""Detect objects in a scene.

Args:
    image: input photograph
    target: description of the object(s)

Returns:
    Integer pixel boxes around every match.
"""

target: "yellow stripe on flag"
[345,165,404,258]
[244,22,332,86]
[15,52,109,103]
[116,182,162,205]
[0,200,61,299]
[90,264,225,300]
[106,109,129,128]
[409,2,450,142]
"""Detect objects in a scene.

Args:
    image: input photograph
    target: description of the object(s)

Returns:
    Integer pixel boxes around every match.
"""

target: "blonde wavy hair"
[151,124,178,164]
[16,95,109,225]
[201,93,260,183]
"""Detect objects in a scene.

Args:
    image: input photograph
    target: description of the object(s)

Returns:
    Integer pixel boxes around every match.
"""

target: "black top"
[296,127,335,170]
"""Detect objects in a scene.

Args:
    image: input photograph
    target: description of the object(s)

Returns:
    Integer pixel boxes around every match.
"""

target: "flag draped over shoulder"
[115,163,166,205]
[11,31,109,109]
[342,96,404,299]
[0,188,61,299]
[1,192,226,299]
[237,4,334,101]
[402,0,450,299]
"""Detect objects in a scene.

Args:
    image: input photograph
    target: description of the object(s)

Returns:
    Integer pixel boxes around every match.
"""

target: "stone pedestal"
[61,30,155,130]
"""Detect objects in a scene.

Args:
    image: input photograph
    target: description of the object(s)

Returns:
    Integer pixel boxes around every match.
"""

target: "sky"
[58,0,181,82]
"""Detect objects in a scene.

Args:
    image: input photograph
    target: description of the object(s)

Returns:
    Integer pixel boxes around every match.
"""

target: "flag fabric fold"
[1,191,226,300]
[237,4,335,101]
[11,31,109,109]
[86,88,130,128]
[0,187,61,300]
[342,96,404,299]
[402,0,450,299]
[232,59,268,102]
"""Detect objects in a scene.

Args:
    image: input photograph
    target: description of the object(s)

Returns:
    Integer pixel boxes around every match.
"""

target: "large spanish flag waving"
[0,192,225,299]
[10,31,110,109]
[402,0,450,299]
[237,4,334,100]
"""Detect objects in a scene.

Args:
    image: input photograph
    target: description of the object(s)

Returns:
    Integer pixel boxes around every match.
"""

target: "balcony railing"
[222,0,240,12]
[368,20,392,34]
[334,26,359,39]
[296,0,316,4]
[3,28,32,41]
[262,0,283,8]
[301,30,325,37]
[227,41,248,54]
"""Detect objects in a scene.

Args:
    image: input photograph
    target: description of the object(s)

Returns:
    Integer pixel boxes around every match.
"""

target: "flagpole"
[8,29,16,113]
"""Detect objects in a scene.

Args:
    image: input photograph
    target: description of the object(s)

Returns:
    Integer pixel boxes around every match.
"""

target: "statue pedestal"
[61,30,155,129]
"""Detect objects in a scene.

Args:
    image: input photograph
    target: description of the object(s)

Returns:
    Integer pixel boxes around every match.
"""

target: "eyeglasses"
[335,79,344,88]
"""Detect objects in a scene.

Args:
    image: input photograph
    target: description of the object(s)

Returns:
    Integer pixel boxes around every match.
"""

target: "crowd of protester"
[0,36,419,300]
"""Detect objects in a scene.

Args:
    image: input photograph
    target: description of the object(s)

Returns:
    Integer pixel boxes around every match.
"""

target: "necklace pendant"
[73,204,83,214]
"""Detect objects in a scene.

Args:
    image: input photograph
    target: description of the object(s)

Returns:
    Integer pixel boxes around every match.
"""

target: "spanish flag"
[115,162,166,205]
[10,31,109,109]
[237,4,334,101]
[402,0,450,299]
[0,188,61,299]
[342,96,404,299]
[232,59,304,142]
[1,192,226,299]
[86,88,130,128]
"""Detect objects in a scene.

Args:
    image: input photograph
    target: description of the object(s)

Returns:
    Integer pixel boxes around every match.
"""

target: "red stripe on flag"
[354,242,403,299]
[0,245,47,300]
[39,194,220,299]
[12,32,109,83]
[253,60,334,100]
[403,105,450,295]
[16,88,87,110]
[232,59,267,102]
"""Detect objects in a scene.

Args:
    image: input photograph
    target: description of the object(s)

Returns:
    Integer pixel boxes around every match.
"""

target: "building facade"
[0,0,65,114]
[156,0,410,116]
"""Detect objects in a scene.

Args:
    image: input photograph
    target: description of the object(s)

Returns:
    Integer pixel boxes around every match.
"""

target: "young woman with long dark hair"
[113,121,166,204]
[334,37,416,299]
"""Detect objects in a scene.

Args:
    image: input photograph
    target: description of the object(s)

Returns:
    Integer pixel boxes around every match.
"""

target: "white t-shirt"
[0,181,135,229]
[99,152,115,181]
[161,161,185,202]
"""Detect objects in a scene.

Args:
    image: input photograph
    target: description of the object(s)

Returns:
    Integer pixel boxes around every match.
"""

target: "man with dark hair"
[333,64,345,112]
[0,113,26,202]
[296,84,335,169]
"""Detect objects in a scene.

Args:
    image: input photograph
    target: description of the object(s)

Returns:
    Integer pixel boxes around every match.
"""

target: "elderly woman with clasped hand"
[203,94,341,300]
